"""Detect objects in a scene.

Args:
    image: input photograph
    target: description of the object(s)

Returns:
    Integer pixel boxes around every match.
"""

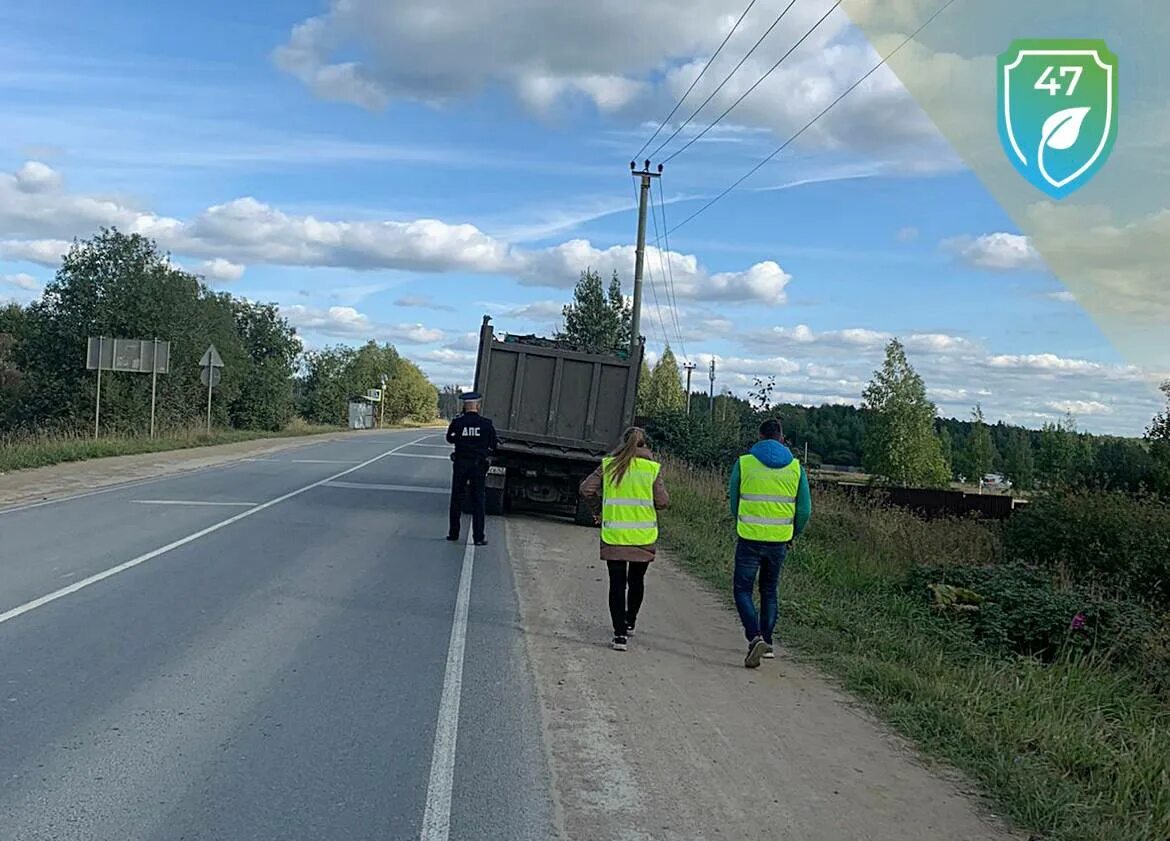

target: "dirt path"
[507,516,1022,841]
[0,431,388,507]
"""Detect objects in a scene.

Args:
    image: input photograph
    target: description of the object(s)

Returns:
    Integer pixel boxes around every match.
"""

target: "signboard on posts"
[85,336,171,440]
[87,337,171,373]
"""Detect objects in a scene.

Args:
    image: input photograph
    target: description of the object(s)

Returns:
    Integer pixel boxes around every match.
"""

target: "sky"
[0,0,1165,436]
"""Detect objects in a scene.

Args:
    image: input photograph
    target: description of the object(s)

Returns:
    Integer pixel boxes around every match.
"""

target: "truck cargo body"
[472,316,643,522]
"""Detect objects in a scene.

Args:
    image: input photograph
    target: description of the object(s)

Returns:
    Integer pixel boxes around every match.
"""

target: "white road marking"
[244,458,360,464]
[420,533,476,841]
[325,481,447,495]
[0,437,401,516]
[390,453,450,461]
[0,463,253,516]
[410,444,453,450]
[131,499,258,507]
[0,436,429,627]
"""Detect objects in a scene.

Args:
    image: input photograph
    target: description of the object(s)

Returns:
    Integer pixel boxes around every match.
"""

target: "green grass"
[659,457,1170,841]
[0,418,344,473]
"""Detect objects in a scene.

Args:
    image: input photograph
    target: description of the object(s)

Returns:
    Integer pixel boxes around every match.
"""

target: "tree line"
[553,267,1170,495]
[0,228,438,437]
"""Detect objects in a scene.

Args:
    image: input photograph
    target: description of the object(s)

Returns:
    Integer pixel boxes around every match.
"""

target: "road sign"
[366,388,383,402]
[87,337,170,373]
[199,344,224,368]
[85,337,171,440]
[200,366,222,387]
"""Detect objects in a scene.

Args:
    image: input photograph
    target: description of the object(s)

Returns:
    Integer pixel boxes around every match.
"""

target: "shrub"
[906,562,1170,690]
[1004,490,1170,605]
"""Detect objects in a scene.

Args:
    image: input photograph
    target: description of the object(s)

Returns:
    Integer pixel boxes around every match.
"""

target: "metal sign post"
[200,344,225,434]
[150,337,159,438]
[94,336,105,439]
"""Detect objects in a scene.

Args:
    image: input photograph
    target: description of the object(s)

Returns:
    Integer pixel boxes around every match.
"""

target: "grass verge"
[0,419,344,473]
[659,458,1170,841]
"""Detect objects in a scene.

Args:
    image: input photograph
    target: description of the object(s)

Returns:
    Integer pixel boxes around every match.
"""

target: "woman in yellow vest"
[579,427,670,651]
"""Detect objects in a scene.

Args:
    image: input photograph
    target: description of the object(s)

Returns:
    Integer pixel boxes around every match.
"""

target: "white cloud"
[2,273,42,292]
[0,162,792,305]
[395,295,456,312]
[445,332,481,352]
[712,327,1164,435]
[1046,400,1114,416]
[14,161,63,193]
[749,323,972,354]
[199,258,245,282]
[896,226,919,242]
[943,232,1045,271]
[504,300,564,322]
[0,239,71,266]
[1046,289,1077,304]
[283,304,445,345]
[272,0,952,167]
[985,353,1108,375]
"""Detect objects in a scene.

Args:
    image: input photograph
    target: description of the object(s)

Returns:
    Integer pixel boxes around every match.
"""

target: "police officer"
[445,391,498,546]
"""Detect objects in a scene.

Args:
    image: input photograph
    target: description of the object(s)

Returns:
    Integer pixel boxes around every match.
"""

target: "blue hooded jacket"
[728,440,812,538]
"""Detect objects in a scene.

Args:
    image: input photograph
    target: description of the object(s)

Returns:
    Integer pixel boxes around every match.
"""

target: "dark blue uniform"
[446,406,498,544]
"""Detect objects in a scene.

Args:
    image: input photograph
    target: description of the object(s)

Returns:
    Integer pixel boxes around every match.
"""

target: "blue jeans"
[733,538,789,644]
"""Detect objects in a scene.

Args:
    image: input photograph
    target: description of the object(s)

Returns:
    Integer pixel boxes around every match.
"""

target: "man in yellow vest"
[729,418,812,668]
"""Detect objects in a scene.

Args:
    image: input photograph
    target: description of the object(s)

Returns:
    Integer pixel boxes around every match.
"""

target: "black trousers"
[448,458,487,542]
[606,561,649,635]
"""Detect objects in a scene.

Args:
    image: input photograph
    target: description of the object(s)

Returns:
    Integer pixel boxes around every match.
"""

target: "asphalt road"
[0,431,556,841]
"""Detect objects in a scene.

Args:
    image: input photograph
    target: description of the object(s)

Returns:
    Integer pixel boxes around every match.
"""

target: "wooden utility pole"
[629,160,661,356]
[683,361,696,414]
[708,357,716,416]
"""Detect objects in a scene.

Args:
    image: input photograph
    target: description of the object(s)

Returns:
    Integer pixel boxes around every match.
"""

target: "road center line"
[420,533,476,841]
[0,436,429,628]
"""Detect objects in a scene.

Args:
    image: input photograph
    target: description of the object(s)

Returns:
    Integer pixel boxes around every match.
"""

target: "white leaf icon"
[1041,106,1091,151]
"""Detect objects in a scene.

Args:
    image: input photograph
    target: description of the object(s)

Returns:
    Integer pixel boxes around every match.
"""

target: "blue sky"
[1,0,1164,435]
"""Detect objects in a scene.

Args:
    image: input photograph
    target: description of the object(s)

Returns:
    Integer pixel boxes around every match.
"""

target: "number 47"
[1035,65,1083,96]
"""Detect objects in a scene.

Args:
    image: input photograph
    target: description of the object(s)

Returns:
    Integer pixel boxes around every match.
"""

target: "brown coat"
[578,448,670,562]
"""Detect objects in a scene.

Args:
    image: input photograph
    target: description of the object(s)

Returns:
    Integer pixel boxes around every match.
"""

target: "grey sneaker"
[745,637,767,669]
[763,643,775,660]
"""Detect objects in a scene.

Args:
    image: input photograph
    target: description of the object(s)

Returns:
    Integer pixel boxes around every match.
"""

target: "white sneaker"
[763,642,775,659]
[611,635,628,651]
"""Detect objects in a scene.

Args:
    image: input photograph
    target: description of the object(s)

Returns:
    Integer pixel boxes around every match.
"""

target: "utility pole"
[683,361,696,414]
[708,357,716,417]
[380,374,388,428]
[629,159,661,356]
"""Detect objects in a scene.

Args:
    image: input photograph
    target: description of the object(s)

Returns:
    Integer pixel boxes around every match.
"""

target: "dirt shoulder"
[0,430,381,507]
[506,516,1023,841]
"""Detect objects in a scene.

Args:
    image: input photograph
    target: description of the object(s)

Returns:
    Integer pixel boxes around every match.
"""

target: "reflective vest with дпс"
[600,457,660,546]
[736,454,801,542]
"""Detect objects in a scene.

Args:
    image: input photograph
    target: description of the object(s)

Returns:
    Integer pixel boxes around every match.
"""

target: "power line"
[662,0,843,165]
[649,0,800,161]
[655,176,687,361]
[634,0,761,162]
[648,179,688,361]
[667,0,960,236]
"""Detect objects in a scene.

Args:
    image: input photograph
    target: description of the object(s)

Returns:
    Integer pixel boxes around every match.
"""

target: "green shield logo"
[997,39,1118,199]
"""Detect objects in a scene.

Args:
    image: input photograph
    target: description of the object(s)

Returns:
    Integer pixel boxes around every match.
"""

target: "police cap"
[460,391,482,402]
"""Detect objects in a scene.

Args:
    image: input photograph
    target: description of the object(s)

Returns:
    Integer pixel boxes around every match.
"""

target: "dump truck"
[471,315,644,524]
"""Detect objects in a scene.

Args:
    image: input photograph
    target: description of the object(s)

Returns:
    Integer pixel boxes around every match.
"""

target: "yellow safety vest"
[736,454,801,542]
[601,456,660,546]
